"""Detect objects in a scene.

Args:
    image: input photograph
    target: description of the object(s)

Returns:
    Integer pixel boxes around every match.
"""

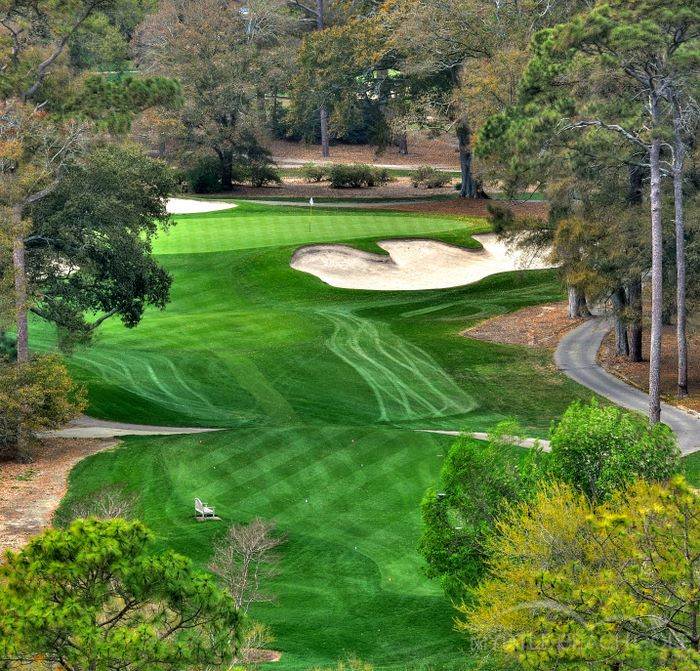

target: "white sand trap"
[166,198,237,214]
[290,234,553,290]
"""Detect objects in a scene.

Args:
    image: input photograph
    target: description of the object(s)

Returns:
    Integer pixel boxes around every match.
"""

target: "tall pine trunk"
[9,204,29,461]
[673,105,688,397]
[319,105,330,158]
[315,0,329,158]
[567,286,590,318]
[12,205,28,364]
[397,131,408,155]
[648,99,663,424]
[626,278,643,362]
[457,122,477,198]
[611,287,629,356]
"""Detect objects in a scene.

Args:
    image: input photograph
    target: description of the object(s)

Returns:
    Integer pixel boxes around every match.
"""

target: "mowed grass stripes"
[42,202,596,669]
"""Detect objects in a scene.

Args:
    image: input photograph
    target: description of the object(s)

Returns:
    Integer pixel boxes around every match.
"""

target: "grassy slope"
[684,452,700,487]
[61,427,471,670]
[43,202,596,669]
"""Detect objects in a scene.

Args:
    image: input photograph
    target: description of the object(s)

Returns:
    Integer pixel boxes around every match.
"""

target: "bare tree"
[57,483,140,525]
[210,518,286,613]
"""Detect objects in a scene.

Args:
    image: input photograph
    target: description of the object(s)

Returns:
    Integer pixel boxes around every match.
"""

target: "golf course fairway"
[37,202,595,669]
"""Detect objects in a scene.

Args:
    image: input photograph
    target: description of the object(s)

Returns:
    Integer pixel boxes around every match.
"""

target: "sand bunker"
[290,234,553,291]
[166,198,237,214]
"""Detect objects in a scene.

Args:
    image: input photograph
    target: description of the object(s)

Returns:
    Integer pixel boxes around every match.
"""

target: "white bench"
[194,497,217,520]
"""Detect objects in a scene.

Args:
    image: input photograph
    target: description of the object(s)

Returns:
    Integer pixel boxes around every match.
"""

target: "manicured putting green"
[39,201,595,669]
[154,202,487,255]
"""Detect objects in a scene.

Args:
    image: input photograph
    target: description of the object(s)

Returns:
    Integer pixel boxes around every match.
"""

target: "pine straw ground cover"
[31,201,626,669]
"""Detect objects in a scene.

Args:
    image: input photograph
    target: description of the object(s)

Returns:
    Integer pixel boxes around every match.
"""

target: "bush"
[419,421,547,599]
[55,483,140,527]
[411,165,452,189]
[300,162,328,182]
[0,355,86,461]
[328,163,390,188]
[185,156,222,194]
[550,399,681,501]
[232,141,281,187]
[247,162,281,188]
[462,478,700,670]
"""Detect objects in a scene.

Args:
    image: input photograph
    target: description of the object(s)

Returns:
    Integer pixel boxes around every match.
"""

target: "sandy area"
[226,175,457,200]
[166,198,237,214]
[0,438,117,552]
[268,134,461,169]
[290,234,553,291]
[464,302,585,349]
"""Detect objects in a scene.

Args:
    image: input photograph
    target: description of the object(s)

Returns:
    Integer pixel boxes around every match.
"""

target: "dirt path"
[0,438,117,551]
[463,302,585,349]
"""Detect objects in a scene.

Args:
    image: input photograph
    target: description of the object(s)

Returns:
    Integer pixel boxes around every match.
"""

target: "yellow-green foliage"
[0,354,85,450]
[460,478,700,670]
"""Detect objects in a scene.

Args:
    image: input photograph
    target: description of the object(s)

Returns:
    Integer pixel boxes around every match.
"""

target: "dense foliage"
[0,519,240,671]
[328,163,391,188]
[421,403,682,601]
[550,399,681,501]
[0,354,85,460]
[29,144,175,344]
[411,166,453,189]
[462,478,700,670]
[419,423,546,600]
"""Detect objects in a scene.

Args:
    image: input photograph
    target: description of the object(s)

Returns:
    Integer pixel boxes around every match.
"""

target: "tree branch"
[22,0,103,101]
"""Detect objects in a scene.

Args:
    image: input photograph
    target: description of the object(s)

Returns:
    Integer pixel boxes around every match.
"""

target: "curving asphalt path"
[555,317,700,455]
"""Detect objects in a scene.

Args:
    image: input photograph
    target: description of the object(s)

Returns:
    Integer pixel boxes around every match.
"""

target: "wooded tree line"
[479,0,699,424]
[1,0,697,458]
[132,0,699,422]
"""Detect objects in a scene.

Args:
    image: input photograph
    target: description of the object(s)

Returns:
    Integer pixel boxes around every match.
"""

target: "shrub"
[0,355,86,461]
[300,162,328,182]
[232,141,281,187]
[328,163,390,188]
[374,167,392,185]
[55,483,140,527]
[419,421,547,600]
[247,162,281,187]
[411,165,452,189]
[185,156,222,193]
[550,399,681,501]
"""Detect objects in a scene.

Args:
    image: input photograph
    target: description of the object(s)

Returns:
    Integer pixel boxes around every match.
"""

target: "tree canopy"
[462,477,700,670]
[0,518,241,671]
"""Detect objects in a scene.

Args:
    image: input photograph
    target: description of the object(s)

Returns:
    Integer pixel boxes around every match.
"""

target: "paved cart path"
[555,317,700,455]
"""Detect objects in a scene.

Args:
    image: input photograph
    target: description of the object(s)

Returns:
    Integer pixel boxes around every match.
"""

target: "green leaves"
[0,354,85,457]
[0,519,240,671]
[28,143,175,340]
[462,478,700,670]
[419,424,544,600]
[550,399,681,501]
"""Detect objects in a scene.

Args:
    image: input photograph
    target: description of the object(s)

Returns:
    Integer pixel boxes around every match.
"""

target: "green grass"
[223,193,459,203]
[684,452,700,487]
[39,201,594,669]
[59,427,472,670]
